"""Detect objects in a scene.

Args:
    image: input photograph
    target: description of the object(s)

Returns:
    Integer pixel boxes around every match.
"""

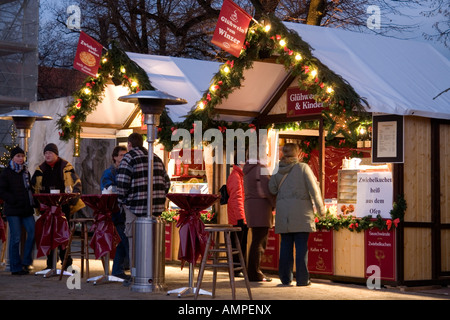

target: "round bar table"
[34,193,79,278]
[166,193,220,298]
[81,194,122,285]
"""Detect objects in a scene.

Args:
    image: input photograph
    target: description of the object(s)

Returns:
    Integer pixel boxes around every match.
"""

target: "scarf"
[9,159,25,173]
[9,160,33,206]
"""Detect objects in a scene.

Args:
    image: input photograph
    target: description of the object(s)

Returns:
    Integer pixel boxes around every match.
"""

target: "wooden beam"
[257,113,322,126]
[259,73,296,118]
[214,108,260,118]
[81,122,123,129]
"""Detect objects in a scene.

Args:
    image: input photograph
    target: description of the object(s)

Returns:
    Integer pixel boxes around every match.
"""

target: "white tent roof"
[285,22,450,120]
[77,24,450,138]
[82,53,221,137]
[214,23,450,121]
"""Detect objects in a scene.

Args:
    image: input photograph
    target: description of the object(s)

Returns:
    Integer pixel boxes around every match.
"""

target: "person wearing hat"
[0,146,36,275]
[31,143,85,270]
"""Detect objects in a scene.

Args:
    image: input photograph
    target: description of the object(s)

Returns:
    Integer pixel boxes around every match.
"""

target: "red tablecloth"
[34,193,79,258]
[166,193,220,268]
[81,194,121,259]
[0,199,5,243]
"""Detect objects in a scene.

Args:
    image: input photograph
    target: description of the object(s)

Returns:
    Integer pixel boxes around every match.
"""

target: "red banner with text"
[73,31,103,77]
[211,0,252,57]
[365,227,396,281]
[308,229,334,275]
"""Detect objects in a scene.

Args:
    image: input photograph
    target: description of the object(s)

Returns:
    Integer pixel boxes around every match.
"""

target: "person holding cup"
[31,143,85,271]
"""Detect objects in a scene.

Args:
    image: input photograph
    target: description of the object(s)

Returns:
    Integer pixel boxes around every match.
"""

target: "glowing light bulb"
[279,39,286,47]
[210,85,216,92]
[223,66,230,73]
[264,25,271,32]
[120,67,126,73]
[295,54,302,61]
[131,81,138,87]
[65,116,72,124]
[84,88,91,95]
[311,70,317,77]
[327,87,334,94]
[198,101,205,110]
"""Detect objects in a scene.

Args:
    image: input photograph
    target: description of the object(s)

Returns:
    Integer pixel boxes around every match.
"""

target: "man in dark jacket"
[0,147,35,275]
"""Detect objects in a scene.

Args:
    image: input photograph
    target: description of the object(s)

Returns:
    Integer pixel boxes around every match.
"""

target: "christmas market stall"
[27,47,221,261]
[169,14,450,287]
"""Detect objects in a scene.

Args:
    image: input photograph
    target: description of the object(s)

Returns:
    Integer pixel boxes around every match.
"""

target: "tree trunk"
[306,0,327,26]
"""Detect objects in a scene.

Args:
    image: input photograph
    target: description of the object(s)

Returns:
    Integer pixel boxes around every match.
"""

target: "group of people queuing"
[227,143,326,286]
[0,132,170,280]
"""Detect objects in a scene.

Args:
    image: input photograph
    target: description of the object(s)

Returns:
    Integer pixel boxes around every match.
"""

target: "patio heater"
[0,109,52,272]
[118,90,186,293]
[0,110,52,154]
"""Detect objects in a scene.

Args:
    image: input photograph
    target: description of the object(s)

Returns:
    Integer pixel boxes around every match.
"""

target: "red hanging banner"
[73,31,103,77]
[211,0,253,57]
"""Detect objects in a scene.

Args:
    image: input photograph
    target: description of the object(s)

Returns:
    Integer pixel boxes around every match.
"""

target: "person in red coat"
[226,163,248,276]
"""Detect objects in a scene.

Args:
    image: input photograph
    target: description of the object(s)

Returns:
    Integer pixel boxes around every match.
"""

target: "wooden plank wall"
[403,116,432,280]
[440,123,450,272]
[334,230,365,278]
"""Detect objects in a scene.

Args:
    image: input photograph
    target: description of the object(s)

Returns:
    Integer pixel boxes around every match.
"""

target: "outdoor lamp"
[118,90,187,293]
[0,110,52,154]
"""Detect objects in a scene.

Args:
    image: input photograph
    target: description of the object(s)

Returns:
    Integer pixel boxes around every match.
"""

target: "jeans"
[112,223,129,276]
[6,215,35,273]
[279,232,310,285]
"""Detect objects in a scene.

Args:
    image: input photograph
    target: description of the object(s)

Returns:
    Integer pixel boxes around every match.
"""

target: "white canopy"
[213,23,450,121]
[285,22,450,120]
[81,53,221,138]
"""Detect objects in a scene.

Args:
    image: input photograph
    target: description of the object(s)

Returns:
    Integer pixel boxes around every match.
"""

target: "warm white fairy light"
[198,101,205,110]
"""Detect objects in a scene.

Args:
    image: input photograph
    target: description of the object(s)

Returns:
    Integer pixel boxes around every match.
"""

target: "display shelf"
[337,170,357,203]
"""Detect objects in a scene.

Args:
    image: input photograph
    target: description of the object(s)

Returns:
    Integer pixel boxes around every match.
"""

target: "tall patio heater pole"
[118,90,186,293]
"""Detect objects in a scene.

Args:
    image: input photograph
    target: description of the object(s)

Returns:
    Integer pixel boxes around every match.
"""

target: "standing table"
[81,194,121,285]
[166,193,220,297]
[34,193,79,278]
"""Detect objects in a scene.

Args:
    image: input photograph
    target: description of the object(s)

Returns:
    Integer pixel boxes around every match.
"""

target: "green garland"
[59,15,369,153]
[163,14,369,151]
[315,194,407,232]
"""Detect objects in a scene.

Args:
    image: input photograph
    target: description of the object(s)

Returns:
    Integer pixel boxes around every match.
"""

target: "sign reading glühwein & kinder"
[287,87,324,117]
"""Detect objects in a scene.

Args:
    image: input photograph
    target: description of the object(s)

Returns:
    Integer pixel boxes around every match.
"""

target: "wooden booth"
[198,21,450,287]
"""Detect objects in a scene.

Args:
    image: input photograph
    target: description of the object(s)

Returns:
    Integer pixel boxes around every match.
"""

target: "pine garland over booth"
[57,15,370,155]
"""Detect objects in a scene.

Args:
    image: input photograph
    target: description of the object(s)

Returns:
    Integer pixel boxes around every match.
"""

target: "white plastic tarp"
[284,22,450,120]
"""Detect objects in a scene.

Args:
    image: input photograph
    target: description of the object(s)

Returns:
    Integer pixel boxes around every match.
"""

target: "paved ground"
[1,256,449,303]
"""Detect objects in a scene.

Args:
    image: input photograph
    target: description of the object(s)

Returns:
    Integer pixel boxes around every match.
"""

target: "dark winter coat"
[0,166,34,217]
[243,162,275,228]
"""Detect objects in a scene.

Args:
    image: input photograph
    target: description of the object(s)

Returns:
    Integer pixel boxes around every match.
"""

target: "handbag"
[219,184,229,205]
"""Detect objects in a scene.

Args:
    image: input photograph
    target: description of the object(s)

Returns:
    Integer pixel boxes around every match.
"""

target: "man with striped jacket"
[116,133,170,265]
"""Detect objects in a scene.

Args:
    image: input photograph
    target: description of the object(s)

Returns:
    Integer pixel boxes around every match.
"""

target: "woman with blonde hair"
[269,143,325,286]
